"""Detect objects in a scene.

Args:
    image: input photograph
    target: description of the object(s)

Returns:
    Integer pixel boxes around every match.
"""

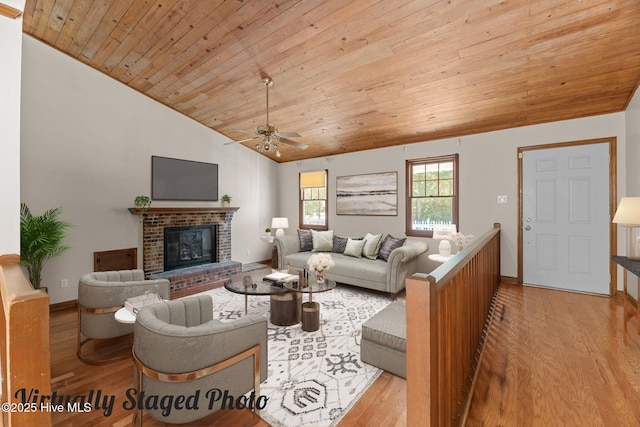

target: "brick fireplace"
[131,207,242,297]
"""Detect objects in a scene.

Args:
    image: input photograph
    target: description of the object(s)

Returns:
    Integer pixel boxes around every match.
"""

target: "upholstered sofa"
[274,231,428,295]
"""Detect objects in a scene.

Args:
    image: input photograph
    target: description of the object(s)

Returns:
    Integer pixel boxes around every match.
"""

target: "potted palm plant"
[20,203,72,290]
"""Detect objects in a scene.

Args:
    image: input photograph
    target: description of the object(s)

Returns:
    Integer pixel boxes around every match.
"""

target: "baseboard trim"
[500,275,519,285]
[50,299,77,312]
[256,259,272,268]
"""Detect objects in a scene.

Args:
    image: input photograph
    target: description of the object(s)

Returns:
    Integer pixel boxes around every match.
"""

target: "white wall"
[279,113,628,285]
[623,87,640,298]
[0,1,25,256]
[625,88,640,195]
[20,36,280,304]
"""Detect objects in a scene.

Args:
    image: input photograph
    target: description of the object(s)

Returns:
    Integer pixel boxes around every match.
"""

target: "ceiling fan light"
[246,75,304,158]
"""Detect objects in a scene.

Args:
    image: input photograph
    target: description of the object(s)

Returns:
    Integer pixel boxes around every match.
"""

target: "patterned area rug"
[199,284,393,427]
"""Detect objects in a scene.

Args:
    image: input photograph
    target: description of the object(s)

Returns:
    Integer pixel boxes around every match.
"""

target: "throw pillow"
[362,232,383,260]
[377,235,407,261]
[298,229,313,251]
[344,238,365,258]
[311,230,334,252]
[332,236,348,253]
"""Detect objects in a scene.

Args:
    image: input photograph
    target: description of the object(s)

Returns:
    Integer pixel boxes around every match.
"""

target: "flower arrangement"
[307,253,335,273]
[451,233,474,251]
[307,253,335,283]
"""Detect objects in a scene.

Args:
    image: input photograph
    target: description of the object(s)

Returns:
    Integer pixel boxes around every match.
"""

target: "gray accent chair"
[77,269,170,365]
[132,294,268,424]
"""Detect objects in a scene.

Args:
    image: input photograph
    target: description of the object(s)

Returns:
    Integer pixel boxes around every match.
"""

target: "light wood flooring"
[467,283,640,426]
[49,283,640,426]
[49,305,405,426]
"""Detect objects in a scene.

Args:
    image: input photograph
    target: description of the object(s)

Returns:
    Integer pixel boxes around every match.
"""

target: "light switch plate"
[497,195,508,204]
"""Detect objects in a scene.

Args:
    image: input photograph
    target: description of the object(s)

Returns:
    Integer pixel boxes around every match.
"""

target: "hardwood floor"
[467,283,640,426]
[48,283,640,426]
[49,306,405,427]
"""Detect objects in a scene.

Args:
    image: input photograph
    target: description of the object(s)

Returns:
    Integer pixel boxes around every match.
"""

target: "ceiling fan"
[225,76,308,157]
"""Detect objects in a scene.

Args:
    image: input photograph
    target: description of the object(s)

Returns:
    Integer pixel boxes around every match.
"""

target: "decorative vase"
[438,240,451,256]
[316,271,325,284]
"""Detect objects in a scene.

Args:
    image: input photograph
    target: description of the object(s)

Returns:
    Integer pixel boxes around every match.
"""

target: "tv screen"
[151,156,219,201]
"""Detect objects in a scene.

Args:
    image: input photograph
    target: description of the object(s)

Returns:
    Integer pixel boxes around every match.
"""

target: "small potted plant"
[134,195,152,222]
[221,194,232,207]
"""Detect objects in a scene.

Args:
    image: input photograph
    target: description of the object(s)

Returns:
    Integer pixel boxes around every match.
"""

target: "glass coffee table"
[284,279,336,332]
[223,277,302,326]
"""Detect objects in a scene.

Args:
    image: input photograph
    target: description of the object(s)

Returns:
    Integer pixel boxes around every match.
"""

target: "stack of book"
[263,272,298,286]
[125,293,162,313]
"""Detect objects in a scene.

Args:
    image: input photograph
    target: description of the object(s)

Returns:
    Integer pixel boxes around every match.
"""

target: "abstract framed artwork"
[336,171,398,216]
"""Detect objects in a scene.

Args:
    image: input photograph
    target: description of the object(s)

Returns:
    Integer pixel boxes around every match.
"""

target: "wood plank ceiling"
[22,0,640,162]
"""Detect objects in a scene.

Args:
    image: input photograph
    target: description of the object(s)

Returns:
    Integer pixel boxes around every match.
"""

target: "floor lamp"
[613,197,640,260]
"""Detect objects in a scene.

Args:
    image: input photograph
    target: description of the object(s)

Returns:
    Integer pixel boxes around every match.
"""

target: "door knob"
[525,225,531,231]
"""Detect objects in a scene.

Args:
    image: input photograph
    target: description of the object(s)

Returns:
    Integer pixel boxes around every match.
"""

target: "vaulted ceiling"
[22,0,640,162]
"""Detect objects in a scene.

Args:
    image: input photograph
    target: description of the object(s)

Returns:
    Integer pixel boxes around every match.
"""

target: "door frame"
[517,137,618,296]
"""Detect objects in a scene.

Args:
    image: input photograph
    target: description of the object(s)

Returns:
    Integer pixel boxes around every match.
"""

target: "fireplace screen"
[164,225,216,271]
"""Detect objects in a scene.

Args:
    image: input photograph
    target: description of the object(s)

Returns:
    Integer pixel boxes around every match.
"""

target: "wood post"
[0,255,52,426]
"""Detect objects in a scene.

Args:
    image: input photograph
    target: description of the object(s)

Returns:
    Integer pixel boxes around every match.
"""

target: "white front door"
[522,143,610,294]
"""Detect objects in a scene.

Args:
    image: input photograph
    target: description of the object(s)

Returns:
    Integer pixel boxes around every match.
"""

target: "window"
[299,170,328,230]
[406,154,458,237]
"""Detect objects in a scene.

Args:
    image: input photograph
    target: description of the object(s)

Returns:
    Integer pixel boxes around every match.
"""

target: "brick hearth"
[149,261,242,298]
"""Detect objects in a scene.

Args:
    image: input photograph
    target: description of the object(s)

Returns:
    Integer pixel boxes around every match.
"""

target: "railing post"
[406,273,438,426]
[0,256,52,426]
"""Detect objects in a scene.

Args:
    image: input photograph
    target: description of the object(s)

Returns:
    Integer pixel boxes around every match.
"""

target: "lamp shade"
[271,217,289,229]
[433,224,457,239]
[612,198,640,226]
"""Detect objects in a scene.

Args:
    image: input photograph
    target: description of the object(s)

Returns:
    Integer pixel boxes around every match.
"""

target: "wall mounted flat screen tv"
[151,156,219,201]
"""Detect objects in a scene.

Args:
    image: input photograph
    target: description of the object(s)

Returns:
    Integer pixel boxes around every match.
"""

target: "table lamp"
[271,217,289,237]
[432,224,457,256]
[612,197,640,260]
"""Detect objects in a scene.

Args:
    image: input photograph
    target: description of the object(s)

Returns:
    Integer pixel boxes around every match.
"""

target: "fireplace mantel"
[128,207,239,215]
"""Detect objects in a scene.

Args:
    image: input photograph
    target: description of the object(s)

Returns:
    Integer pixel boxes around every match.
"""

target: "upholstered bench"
[360,300,406,378]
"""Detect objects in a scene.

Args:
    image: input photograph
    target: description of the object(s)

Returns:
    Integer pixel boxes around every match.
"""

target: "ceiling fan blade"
[235,136,260,144]
[233,129,259,135]
[224,136,260,145]
[279,137,308,149]
[274,131,301,138]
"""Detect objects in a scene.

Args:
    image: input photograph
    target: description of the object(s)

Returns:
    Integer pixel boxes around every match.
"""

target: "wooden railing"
[406,223,501,426]
[0,255,52,426]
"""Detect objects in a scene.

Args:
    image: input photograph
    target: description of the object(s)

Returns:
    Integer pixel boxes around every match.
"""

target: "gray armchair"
[132,294,268,424]
[77,269,170,364]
